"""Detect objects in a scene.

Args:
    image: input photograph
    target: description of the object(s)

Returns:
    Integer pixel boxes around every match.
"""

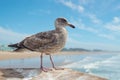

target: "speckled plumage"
[9,18,75,55]
[22,27,67,54]
[8,18,75,71]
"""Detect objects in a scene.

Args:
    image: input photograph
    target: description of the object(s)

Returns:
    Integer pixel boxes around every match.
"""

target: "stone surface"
[32,69,107,80]
[0,68,108,80]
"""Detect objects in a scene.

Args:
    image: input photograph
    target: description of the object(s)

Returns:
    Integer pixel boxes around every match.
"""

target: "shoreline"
[0,51,115,60]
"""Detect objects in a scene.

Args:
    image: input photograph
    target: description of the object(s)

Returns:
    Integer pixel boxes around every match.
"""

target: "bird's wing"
[22,30,58,50]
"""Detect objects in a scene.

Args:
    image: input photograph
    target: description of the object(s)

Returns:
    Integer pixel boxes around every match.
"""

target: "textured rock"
[0,68,107,80]
[32,69,107,80]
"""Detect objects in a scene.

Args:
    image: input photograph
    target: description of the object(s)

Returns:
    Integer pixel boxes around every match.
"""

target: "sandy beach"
[0,51,41,60]
[0,50,107,60]
[0,51,88,60]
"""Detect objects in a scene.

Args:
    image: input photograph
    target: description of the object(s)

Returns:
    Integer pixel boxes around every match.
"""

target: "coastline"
[0,51,112,60]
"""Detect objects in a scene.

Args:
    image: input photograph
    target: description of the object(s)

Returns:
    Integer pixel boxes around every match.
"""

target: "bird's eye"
[61,19,67,23]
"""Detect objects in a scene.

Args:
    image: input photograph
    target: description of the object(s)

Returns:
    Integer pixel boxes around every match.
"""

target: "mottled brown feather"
[9,18,74,55]
[21,28,67,54]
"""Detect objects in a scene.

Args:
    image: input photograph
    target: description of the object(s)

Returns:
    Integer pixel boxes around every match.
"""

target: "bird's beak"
[68,23,75,28]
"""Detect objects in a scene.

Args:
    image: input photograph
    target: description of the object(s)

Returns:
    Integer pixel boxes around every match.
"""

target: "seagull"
[8,18,75,72]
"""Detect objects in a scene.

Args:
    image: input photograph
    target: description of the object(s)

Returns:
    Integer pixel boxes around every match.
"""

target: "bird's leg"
[40,53,52,72]
[49,55,64,70]
[40,53,47,72]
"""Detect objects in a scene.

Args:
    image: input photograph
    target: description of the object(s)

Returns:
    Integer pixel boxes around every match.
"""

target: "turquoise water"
[0,52,120,80]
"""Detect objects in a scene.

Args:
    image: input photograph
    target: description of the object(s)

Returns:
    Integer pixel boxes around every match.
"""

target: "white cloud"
[77,5,84,13]
[98,34,115,40]
[79,0,95,5]
[113,17,120,23]
[71,16,120,40]
[87,14,102,24]
[80,25,98,33]
[59,0,102,25]
[96,16,120,40]
[70,18,118,40]
[59,0,84,13]
[105,24,120,31]
[61,0,76,9]
[66,36,119,51]
[71,18,99,33]
[105,17,120,32]
[0,27,29,43]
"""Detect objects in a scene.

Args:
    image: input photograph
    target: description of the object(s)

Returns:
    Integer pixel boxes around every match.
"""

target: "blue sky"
[0,0,120,51]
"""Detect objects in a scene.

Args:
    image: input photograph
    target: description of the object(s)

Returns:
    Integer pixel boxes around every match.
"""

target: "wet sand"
[0,51,88,60]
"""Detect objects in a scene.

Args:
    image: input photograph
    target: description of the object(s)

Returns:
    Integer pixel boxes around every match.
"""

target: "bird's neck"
[56,27,67,33]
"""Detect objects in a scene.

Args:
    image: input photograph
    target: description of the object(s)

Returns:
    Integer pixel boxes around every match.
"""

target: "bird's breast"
[54,28,67,50]
[58,31,67,45]
[39,28,68,54]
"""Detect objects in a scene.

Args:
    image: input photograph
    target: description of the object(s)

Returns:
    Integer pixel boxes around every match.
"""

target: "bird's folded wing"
[22,31,57,50]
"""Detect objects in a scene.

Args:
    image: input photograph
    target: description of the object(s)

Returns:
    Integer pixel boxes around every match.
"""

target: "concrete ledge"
[32,68,107,80]
[0,68,107,80]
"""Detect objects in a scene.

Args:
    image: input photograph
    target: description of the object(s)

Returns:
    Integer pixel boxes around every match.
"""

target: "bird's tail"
[8,43,23,51]
[8,43,19,48]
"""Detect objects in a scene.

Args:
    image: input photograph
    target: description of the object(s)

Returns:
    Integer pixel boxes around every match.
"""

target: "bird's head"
[55,18,75,29]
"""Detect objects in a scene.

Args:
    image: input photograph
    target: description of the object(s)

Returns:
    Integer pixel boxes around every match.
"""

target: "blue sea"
[0,52,120,80]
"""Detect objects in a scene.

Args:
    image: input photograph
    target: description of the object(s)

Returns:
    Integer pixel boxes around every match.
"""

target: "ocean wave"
[62,53,120,79]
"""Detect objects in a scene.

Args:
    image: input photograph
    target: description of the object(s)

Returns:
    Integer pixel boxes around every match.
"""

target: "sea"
[0,47,120,80]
